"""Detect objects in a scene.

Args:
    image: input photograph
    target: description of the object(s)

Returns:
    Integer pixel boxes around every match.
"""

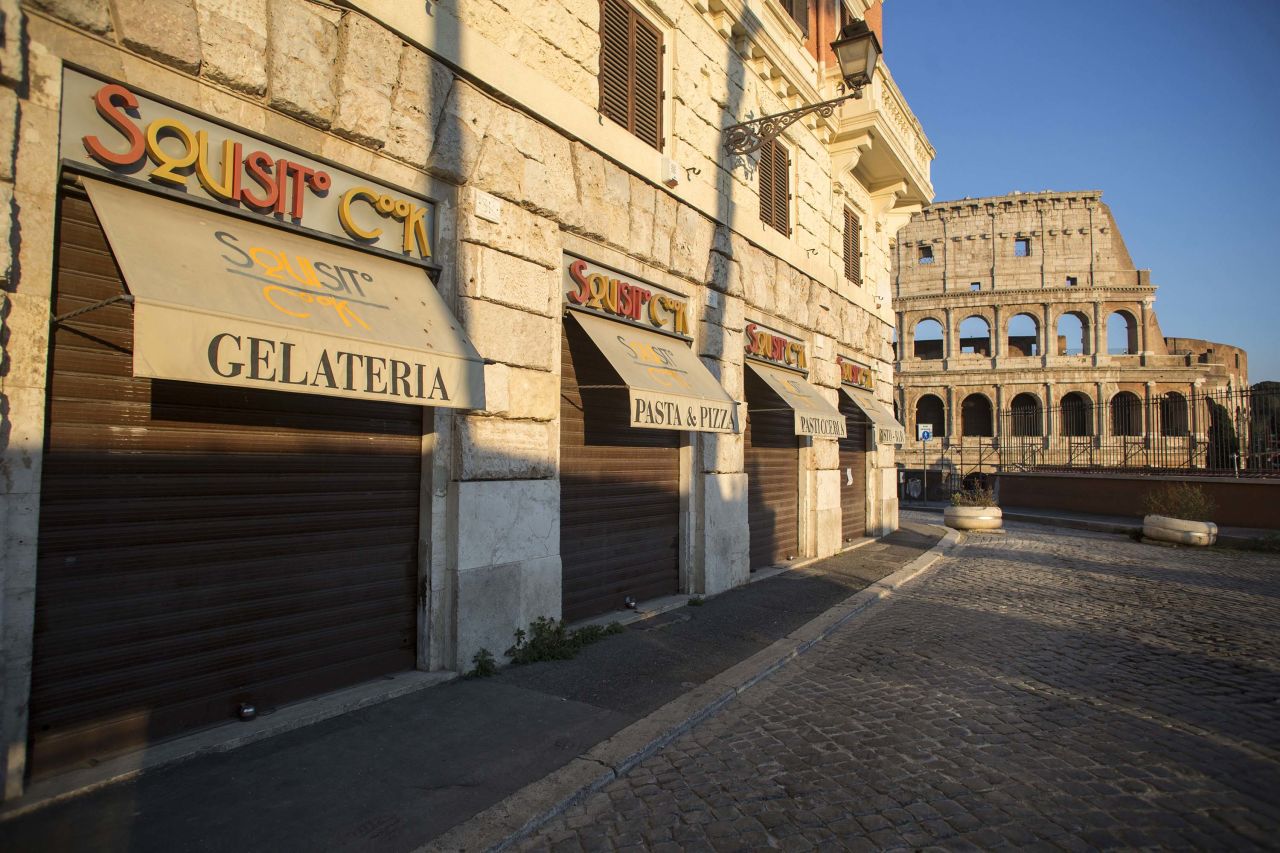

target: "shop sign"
[59,69,436,267]
[84,178,484,409]
[563,255,690,337]
[744,322,808,371]
[836,355,874,392]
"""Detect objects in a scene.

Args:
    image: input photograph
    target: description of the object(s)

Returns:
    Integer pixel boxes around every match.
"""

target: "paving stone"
[515,522,1280,851]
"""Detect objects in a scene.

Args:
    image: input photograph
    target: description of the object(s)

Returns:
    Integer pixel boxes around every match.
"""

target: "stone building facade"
[892,190,1247,486]
[0,0,929,795]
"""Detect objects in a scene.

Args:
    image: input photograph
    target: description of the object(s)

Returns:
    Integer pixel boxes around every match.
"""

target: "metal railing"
[994,387,1280,477]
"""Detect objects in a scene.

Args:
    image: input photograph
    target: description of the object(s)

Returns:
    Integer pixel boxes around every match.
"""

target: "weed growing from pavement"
[467,648,498,677]
[1143,481,1216,521]
[688,596,704,606]
[506,617,624,665]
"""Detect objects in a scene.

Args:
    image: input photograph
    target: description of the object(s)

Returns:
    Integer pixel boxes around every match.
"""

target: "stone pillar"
[1041,302,1053,361]
[991,304,1003,359]
[1044,382,1055,448]
[1140,299,1152,357]
[895,311,905,361]
[1091,300,1102,361]
[1095,381,1107,442]
[994,384,1005,445]
[1145,381,1156,448]
[943,306,953,363]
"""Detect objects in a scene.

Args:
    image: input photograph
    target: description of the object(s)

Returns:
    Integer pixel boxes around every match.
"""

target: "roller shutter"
[745,368,799,570]
[839,397,869,543]
[29,191,423,781]
[560,321,679,622]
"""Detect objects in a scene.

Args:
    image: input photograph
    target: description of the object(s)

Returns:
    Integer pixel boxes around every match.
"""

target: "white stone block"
[700,473,748,596]
[267,0,338,125]
[457,297,556,371]
[456,479,559,571]
[455,554,561,671]
[458,417,555,480]
[459,242,557,318]
[333,12,401,147]
[196,0,269,95]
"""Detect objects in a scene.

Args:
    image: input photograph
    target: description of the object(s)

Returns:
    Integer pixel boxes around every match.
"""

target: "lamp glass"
[831,23,880,87]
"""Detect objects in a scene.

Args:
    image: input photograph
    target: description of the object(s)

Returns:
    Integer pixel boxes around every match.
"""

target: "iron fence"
[994,387,1280,477]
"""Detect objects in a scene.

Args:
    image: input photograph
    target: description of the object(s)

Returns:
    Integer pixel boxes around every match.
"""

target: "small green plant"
[949,486,997,508]
[468,648,497,678]
[688,596,704,607]
[505,617,624,665]
[1144,481,1216,522]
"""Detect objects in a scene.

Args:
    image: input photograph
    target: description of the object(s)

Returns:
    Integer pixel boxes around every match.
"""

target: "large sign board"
[836,354,875,392]
[562,255,690,337]
[60,68,438,267]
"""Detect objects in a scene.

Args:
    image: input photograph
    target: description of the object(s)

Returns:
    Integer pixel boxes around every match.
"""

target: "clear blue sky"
[886,0,1280,383]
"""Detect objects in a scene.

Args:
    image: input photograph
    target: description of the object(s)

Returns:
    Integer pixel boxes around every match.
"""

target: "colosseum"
[890,190,1248,494]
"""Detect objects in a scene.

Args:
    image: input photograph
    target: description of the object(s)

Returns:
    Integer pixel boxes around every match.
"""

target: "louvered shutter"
[598,0,663,150]
[759,140,790,237]
[758,141,776,229]
[784,0,810,37]
[844,208,861,284]
[774,142,790,235]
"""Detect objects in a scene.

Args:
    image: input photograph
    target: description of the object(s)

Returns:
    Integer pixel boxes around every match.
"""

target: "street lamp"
[723,19,882,156]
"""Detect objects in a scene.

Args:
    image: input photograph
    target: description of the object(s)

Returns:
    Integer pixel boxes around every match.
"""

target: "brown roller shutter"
[560,321,679,622]
[839,396,869,542]
[598,0,663,150]
[30,190,423,780]
[744,368,799,570]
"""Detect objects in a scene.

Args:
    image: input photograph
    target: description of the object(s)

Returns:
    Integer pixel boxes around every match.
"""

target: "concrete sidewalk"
[0,522,953,853]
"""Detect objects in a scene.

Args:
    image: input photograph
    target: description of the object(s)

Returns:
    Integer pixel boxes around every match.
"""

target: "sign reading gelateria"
[59,69,436,266]
[836,355,874,392]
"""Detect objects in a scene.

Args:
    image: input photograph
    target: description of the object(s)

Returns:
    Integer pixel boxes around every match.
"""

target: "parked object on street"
[1141,482,1218,545]
[943,487,1002,531]
[1143,514,1218,546]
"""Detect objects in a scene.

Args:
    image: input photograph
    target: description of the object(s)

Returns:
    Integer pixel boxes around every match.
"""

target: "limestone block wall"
[0,0,924,796]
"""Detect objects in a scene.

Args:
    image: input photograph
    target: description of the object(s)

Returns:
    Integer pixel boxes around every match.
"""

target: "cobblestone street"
[519,519,1280,851]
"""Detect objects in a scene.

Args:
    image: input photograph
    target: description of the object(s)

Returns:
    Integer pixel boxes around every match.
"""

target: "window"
[758,138,790,236]
[598,0,663,150]
[843,208,861,284]
[1014,237,1031,257]
[1066,276,1078,287]
[917,244,934,265]
[778,0,810,37]
[969,282,981,292]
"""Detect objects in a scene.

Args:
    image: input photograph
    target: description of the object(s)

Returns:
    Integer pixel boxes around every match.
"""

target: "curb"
[907,505,1140,537]
[421,525,964,853]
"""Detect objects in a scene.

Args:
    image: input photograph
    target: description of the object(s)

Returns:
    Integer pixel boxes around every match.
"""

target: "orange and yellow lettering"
[339,187,382,241]
[145,117,198,186]
[84,84,146,167]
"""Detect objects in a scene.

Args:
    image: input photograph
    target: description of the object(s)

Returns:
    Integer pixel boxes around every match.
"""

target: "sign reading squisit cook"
[836,355,874,392]
[60,69,437,266]
[562,255,737,433]
[743,323,845,438]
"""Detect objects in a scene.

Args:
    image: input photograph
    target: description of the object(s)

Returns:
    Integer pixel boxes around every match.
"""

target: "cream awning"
[745,360,846,438]
[568,309,737,433]
[841,388,906,447]
[84,178,484,408]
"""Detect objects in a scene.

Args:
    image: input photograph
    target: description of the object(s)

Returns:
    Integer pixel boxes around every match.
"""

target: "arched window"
[1061,392,1092,436]
[1056,312,1089,355]
[1010,393,1042,437]
[1160,392,1188,437]
[1007,313,1039,357]
[1107,311,1139,355]
[915,394,946,438]
[961,393,994,437]
[1111,391,1143,436]
[958,316,991,356]
[912,319,944,360]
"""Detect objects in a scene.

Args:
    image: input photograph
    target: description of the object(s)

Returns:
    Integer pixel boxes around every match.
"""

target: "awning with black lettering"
[568,309,737,433]
[82,178,484,408]
[745,360,846,438]
[841,388,906,447]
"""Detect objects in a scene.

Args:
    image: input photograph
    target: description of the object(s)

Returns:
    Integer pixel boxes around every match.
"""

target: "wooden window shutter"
[759,139,790,237]
[598,0,663,150]
[844,208,862,284]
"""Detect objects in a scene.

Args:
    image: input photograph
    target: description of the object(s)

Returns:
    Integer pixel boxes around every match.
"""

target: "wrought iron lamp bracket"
[722,84,864,156]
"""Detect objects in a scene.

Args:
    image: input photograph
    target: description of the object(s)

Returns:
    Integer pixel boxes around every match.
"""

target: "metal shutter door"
[745,369,799,570]
[559,321,679,622]
[29,192,422,780]
[839,397,869,542]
